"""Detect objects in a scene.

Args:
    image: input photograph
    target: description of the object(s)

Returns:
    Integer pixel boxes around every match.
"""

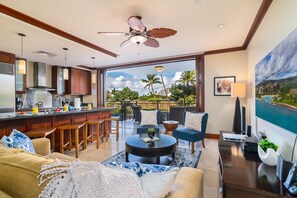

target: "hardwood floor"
[63,120,221,198]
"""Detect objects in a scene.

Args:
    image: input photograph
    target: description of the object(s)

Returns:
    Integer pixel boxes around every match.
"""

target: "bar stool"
[103,117,119,142]
[58,123,86,158]
[26,127,56,152]
[85,119,104,149]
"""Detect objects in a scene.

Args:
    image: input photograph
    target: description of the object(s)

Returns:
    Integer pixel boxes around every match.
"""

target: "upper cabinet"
[0,51,15,64]
[0,51,26,93]
[65,67,91,95]
[52,66,65,95]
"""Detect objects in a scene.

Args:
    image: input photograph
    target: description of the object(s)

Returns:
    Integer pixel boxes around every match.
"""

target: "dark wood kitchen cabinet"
[0,51,26,94]
[65,67,91,95]
[0,51,15,64]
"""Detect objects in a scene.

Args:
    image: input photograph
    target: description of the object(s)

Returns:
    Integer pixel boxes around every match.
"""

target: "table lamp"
[231,82,246,134]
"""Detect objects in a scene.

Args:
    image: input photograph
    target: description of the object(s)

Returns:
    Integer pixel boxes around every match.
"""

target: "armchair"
[173,112,208,153]
[136,110,162,134]
[131,105,142,123]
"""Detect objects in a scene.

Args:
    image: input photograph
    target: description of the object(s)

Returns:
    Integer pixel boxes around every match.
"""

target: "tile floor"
[64,120,221,198]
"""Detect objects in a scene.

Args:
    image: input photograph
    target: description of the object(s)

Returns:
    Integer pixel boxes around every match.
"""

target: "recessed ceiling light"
[194,0,202,4]
[218,23,225,28]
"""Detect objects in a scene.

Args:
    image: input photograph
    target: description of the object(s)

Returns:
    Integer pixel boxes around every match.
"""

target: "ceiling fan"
[98,16,177,48]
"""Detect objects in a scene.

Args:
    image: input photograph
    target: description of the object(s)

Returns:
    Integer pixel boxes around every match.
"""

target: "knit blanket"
[38,160,144,198]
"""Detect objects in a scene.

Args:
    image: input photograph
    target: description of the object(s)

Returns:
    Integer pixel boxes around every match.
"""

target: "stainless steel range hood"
[27,62,55,91]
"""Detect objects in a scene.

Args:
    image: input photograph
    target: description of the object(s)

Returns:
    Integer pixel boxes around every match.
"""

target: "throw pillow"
[185,111,205,131]
[0,129,35,153]
[140,169,178,198]
[104,161,177,177]
[140,110,158,126]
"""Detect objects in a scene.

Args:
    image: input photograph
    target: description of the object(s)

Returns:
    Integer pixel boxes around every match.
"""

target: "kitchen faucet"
[55,95,62,107]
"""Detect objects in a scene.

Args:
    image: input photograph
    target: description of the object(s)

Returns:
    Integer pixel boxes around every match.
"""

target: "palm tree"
[178,71,196,86]
[141,74,162,94]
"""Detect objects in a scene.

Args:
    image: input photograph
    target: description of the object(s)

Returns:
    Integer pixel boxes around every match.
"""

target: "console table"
[218,131,294,197]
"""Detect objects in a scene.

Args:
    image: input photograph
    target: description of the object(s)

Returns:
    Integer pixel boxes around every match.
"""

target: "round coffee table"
[125,134,177,164]
[163,120,179,135]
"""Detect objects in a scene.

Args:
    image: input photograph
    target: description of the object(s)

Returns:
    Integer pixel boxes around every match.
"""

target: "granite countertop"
[0,107,114,121]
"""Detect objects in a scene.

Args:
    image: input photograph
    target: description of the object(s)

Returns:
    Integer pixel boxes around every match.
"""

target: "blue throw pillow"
[104,161,177,177]
[0,129,35,154]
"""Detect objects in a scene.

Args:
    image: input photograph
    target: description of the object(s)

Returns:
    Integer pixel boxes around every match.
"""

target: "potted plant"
[258,138,279,166]
[147,128,156,139]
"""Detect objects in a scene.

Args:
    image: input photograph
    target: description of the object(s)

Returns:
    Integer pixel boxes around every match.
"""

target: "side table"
[163,120,179,135]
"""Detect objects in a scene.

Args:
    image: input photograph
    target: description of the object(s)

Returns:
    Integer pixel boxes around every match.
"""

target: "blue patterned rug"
[102,147,201,168]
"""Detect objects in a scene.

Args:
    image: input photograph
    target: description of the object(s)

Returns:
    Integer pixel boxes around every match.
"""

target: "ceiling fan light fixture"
[130,35,147,44]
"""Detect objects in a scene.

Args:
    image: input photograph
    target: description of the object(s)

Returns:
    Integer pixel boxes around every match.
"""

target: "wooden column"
[195,55,205,112]
[96,69,102,107]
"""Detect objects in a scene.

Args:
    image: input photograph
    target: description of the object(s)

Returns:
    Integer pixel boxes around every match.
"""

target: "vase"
[148,132,155,139]
[258,145,279,166]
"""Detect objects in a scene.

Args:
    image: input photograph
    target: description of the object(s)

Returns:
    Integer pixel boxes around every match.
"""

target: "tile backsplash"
[23,89,52,108]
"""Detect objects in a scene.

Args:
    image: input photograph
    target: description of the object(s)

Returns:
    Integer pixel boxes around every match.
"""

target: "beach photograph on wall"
[255,28,297,134]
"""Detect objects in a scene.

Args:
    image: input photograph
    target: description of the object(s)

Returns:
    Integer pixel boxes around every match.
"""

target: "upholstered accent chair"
[173,112,208,153]
[131,105,142,123]
[136,110,162,134]
[169,106,196,125]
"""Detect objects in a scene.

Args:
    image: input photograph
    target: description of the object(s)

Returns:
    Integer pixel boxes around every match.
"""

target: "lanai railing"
[105,100,195,120]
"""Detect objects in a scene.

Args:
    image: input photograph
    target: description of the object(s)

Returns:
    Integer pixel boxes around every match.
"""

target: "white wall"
[246,0,297,162]
[205,51,247,134]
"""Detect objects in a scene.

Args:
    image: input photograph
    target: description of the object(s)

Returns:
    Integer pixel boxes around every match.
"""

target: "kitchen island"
[0,108,113,150]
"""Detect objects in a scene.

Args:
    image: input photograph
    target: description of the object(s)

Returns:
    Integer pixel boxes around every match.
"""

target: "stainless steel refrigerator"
[0,62,15,117]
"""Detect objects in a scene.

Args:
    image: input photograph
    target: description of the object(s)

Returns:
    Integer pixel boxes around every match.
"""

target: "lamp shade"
[63,68,69,80]
[155,65,164,72]
[92,73,96,84]
[231,82,246,98]
[17,59,26,75]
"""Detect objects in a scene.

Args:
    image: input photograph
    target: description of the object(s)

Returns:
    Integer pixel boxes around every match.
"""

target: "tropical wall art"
[255,28,297,134]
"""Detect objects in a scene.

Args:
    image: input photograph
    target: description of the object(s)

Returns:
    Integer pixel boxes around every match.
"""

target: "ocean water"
[256,99,297,134]
[261,95,274,103]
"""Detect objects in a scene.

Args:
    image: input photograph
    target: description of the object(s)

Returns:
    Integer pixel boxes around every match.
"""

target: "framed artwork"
[214,76,236,96]
[255,28,297,134]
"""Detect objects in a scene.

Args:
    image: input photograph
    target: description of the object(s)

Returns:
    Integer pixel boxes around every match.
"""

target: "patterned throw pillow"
[185,111,205,131]
[0,129,35,153]
[140,110,158,126]
[104,161,177,177]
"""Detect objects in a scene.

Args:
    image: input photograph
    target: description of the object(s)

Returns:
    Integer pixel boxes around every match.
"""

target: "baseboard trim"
[205,133,220,139]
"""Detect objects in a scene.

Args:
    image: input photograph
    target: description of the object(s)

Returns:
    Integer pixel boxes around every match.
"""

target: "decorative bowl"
[258,145,279,166]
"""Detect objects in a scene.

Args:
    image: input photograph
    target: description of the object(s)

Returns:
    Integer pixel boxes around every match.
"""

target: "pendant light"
[63,48,69,80]
[91,57,96,84]
[17,33,27,75]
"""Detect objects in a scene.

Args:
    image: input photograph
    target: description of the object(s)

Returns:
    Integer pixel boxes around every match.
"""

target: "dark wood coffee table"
[125,134,177,164]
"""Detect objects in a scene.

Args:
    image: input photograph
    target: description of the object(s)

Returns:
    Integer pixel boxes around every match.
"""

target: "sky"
[106,60,195,96]
[255,28,297,85]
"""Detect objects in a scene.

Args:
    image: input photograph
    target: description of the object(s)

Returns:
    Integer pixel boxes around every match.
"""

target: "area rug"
[102,148,201,168]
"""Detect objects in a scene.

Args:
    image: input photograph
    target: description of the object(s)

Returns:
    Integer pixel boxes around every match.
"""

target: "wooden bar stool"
[85,119,104,149]
[26,127,56,152]
[103,117,119,142]
[58,123,86,158]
